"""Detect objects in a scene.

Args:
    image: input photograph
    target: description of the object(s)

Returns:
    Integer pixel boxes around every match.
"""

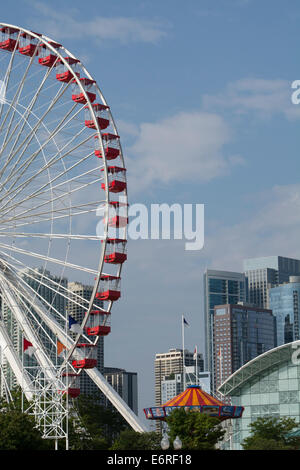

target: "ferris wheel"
[0,23,146,441]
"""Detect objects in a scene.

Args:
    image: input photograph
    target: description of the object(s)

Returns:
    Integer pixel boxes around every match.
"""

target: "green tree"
[0,408,51,450]
[110,429,161,450]
[242,416,300,450]
[0,387,51,450]
[166,408,225,450]
[69,393,129,450]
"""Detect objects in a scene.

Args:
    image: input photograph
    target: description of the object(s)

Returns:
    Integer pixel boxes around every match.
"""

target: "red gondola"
[72,78,96,104]
[101,166,127,193]
[72,343,97,369]
[95,275,121,301]
[56,57,80,82]
[103,201,128,228]
[94,133,120,160]
[85,310,111,336]
[84,103,109,130]
[104,238,127,265]
[19,32,41,56]
[38,41,61,67]
[0,27,19,51]
[61,373,80,398]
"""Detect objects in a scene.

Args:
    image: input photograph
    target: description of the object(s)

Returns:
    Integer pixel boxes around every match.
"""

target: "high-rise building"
[154,348,204,431]
[154,348,204,407]
[0,267,68,392]
[213,303,276,391]
[203,269,246,390]
[244,256,300,308]
[269,276,300,346]
[161,366,210,404]
[103,367,138,415]
[67,281,104,399]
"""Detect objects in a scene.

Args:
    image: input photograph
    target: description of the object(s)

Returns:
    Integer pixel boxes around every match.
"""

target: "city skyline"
[0,0,300,427]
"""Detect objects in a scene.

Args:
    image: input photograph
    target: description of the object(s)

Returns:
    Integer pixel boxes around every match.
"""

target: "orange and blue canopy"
[162,385,225,407]
[143,385,244,421]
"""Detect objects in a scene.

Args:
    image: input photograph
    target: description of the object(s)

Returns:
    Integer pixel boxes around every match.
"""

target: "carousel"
[144,385,244,421]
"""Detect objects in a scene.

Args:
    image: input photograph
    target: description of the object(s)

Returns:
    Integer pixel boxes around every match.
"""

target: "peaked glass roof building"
[218,342,300,450]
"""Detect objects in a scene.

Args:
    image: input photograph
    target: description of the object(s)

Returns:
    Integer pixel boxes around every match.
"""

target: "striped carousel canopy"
[143,385,244,421]
[162,385,225,407]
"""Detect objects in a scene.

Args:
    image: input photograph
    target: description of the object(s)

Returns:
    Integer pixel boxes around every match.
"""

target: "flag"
[23,338,34,357]
[193,345,198,360]
[57,340,66,358]
[68,316,83,334]
[183,317,189,327]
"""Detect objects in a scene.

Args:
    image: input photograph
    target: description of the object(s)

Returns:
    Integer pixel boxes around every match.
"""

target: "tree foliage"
[68,393,129,450]
[0,389,130,450]
[110,429,161,450]
[0,389,51,450]
[242,416,300,450]
[166,408,225,450]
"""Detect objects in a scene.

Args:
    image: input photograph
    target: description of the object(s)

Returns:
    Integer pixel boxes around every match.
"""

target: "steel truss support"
[0,265,148,433]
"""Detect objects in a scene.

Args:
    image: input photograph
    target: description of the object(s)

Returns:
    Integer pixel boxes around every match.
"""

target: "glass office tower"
[203,269,246,391]
[213,303,276,391]
[269,276,300,346]
[244,256,300,308]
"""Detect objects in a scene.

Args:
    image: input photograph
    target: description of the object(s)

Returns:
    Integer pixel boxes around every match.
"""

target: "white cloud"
[203,78,300,120]
[116,119,139,138]
[126,110,244,194]
[29,1,168,44]
[203,183,300,271]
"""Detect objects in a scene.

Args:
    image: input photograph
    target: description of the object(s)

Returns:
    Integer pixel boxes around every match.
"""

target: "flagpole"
[195,346,198,386]
[182,315,186,391]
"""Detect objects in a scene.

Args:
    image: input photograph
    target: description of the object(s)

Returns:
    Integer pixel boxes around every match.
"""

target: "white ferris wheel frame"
[0,22,147,435]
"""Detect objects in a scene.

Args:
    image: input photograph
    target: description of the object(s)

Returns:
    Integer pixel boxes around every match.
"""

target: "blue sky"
[3,0,300,425]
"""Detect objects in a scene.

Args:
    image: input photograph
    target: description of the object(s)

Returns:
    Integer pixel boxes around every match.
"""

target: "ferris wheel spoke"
[0,64,56,162]
[2,100,81,182]
[0,92,77,186]
[0,241,99,274]
[0,275,61,380]
[0,252,104,314]
[0,199,104,231]
[0,140,100,209]
[0,42,41,136]
[0,231,104,240]
[17,73,60,106]
[1,261,95,354]
[1,123,89,201]
[0,153,100,217]
[9,289,58,351]
[0,30,21,123]
[0,129,94,212]
[0,192,104,229]
[0,80,70,184]
[4,265,69,335]
[0,123,88,197]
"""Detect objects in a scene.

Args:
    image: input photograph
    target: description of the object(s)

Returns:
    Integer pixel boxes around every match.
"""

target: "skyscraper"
[161,367,210,403]
[67,281,104,400]
[1,267,68,392]
[154,348,204,407]
[154,348,204,431]
[104,367,138,415]
[203,269,246,390]
[269,276,300,346]
[244,256,300,308]
[213,303,276,391]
